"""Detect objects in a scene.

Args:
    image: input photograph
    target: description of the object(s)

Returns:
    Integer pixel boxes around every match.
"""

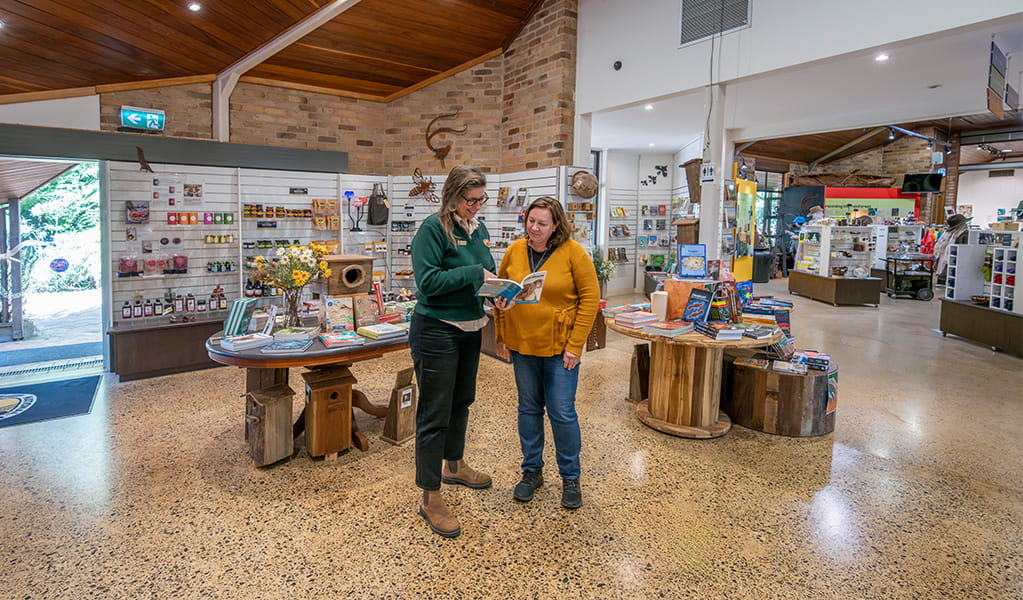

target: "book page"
[513,271,546,303]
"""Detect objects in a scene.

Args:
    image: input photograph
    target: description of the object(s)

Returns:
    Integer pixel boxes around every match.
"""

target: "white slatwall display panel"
[606,186,638,292]
[390,171,448,294]
[490,168,558,268]
[635,187,673,288]
[339,174,389,288]
[559,166,597,254]
[238,168,340,310]
[109,162,240,327]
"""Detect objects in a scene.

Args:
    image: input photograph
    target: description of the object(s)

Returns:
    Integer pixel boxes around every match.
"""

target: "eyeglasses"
[461,192,489,206]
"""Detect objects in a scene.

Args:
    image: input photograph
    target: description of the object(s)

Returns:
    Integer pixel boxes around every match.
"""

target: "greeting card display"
[126,201,150,224]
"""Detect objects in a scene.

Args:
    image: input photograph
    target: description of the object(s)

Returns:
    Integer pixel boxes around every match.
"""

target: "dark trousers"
[409,312,482,490]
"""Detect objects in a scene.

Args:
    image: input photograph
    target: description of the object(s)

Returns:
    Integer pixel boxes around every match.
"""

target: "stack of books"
[764,334,796,359]
[220,332,272,351]
[319,331,366,348]
[273,326,320,341]
[738,324,779,339]
[694,321,744,340]
[733,357,771,370]
[602,302,649,318]
[614,310,660,329]
[356,322,409,340]
[641,320,694,337]
[260,339,314,354]
[796,351,832,371]
[772,359,808,375]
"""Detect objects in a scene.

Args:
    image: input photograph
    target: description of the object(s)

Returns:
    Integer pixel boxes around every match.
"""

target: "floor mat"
[0,375,101,428]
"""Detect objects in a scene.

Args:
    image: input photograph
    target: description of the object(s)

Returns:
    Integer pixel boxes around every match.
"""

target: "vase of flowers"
[253,242,332,328]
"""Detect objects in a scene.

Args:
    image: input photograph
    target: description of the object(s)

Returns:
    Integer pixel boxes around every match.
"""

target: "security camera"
[613,60,622,71]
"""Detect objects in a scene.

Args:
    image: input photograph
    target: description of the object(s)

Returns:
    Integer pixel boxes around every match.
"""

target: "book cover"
[260,339,314,354]
[733,357,771,370]
[323,295,355,332]
[319,331,366,348]
[740,325,778,339]
[773,309,792,336]
[476,271,546,304]
[681,288,713,322]
[694,321,744,340]
[735,280,754,305]
[273,326,320,341]
[357,322,409,339]
[220,332,272,351]
[615,310,660,323]
[353,294,380,328]
[772,360,808,375]
[677,244,707,277]
[224,297,258,336]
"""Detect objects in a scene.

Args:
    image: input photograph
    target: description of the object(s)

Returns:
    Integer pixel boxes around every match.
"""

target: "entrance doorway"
[0,160,103,379]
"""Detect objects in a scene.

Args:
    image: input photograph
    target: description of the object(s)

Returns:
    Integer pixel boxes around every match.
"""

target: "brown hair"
[437,165,487,244]
[523,196,572,249]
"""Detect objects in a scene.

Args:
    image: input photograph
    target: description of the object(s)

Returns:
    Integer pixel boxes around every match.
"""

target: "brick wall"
[381,59,504,175]
[99,84,212,140]
[97,0,578,175]
[229,84,387,174]
[502,0,577,170]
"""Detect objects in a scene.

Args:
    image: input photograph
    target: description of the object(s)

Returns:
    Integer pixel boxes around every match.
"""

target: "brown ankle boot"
[442,459,493,489]
[419,489,460,538]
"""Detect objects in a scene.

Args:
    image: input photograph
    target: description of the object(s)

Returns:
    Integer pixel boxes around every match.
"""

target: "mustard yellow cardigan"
[494,238,600,357]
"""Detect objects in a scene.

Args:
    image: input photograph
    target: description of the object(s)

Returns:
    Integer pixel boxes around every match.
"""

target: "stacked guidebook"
[220,332,272,351]
[694,321,744,340]
[356,322,409,340]
[738,324,779,339]
[260,339,315,353]
[273,326,321,341]
[614,310,660,329]
[641,320,695,338]
[319,331,366,348]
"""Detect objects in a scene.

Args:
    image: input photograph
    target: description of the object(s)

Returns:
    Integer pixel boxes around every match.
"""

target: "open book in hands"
[476,271,547,304]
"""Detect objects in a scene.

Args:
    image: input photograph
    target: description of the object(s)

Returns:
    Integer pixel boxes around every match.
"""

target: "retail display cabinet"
[790,225,881,306]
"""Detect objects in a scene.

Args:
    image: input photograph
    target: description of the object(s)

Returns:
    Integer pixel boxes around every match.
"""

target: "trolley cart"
[884,256,934,300]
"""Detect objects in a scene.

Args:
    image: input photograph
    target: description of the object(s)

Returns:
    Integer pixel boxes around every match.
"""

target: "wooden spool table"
[725,360,838,437]
[606,318,782,439]
[206,334,410,466]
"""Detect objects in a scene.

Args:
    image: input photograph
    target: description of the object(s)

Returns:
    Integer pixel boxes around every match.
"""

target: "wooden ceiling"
[743,112,1023,170]
[0,0,544,102]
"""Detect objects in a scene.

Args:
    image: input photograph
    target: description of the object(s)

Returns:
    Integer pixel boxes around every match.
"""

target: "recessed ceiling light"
[644,104,653,111]
[188,2,202,11]
[648,143,655,147]
[875,53,889,62]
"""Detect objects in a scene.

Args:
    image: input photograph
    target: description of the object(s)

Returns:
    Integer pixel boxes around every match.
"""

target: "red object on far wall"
[824,187,921,221]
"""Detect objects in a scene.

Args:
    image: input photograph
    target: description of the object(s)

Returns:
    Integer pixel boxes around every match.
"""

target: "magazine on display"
[260,339,314,354]
[476,271,547,304]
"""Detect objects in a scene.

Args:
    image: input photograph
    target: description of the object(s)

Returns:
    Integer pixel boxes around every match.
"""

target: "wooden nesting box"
[322,254,374,295]
[301,366,356,458]
[245,383,296,467]
[381,368,417,445]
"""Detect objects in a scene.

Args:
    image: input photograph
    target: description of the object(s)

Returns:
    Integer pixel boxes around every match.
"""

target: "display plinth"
[788,270,881,306]
[939,298,1022,357]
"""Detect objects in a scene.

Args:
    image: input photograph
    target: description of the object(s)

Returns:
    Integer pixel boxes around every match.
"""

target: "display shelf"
[870,225,923,269]
[989,246,1019,314]
[945,244,990,302]
[939,298,1022,357]
[794,225,873,278]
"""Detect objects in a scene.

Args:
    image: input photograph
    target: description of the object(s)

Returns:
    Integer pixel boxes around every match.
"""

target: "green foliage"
[591,246,616,282]
[19,162,101,291]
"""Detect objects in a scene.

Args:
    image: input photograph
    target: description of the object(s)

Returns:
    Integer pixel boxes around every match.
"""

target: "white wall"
[0,96,100,130]
[956,169,1023,227]
[577,0,1022,115]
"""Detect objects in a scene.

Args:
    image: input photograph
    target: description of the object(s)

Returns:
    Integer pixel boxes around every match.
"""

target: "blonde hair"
[523,196,571,249]
[437,165,487,244]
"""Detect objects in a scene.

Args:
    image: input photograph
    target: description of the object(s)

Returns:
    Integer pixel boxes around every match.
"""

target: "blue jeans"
[409,313,482,490]
[510,351,581,480]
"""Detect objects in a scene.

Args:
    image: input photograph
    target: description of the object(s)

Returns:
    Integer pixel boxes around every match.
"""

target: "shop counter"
[939,299,1022,357]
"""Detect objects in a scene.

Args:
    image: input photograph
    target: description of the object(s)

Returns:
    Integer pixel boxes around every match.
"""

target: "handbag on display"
[368,183,390,226]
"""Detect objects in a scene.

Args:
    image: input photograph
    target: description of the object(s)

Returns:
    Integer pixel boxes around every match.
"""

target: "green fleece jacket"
[411,213,495,321]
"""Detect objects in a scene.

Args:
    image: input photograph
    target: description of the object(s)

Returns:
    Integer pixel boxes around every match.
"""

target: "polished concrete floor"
[1,280,1021,599]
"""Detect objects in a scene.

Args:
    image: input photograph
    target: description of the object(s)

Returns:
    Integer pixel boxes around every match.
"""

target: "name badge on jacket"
[456,240,467,246]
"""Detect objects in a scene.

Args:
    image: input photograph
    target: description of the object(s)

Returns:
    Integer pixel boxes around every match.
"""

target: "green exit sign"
[120,105,165,131]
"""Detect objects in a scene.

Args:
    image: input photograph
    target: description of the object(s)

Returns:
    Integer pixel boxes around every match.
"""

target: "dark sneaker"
[513,471,543,502]
[561,478,582,509]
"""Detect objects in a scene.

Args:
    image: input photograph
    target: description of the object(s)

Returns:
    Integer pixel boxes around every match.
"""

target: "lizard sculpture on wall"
[425,111,467,167]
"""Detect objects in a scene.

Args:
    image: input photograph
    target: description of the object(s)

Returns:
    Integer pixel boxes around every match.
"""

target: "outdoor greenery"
[591,246,616,282]
[20,162,101,292]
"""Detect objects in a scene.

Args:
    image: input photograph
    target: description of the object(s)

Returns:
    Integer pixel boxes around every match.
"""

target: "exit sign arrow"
[120,105,165,131]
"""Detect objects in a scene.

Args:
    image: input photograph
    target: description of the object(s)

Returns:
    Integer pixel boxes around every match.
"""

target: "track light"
[888,129,895,140]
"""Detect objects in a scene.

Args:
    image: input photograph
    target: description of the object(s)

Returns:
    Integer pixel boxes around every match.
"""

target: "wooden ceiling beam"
[293,42,443,75]
[384,48,503,102]
[95,75,218,94]
[0,87,97,106]
[238,76,388,102]
[214,0,364,141]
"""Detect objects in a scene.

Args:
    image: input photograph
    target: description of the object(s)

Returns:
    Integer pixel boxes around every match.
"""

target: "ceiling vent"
[680,0,751,47]
[988,169,1015,178]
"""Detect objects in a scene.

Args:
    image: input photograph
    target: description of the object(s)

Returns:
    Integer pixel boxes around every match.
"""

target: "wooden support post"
[381,367,417,445]
[245,383,295,467]
[627,343,650,402]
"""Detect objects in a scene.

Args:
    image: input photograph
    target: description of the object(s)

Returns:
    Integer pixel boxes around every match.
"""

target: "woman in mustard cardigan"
[495,196,600,509]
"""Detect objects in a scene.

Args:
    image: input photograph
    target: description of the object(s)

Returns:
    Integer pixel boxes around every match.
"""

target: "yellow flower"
[319,261,328,271]
[323,268,332,278]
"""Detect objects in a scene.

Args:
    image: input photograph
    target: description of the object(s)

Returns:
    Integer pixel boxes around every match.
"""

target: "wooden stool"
[245,383,295,467]
[381,367,417,445]
[301,366,356,458]
[725,361,838,437]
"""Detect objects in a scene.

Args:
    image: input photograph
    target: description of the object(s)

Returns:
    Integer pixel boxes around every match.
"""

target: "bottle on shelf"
[132,299,143,319]
[121,301,132,320]
[185,293,196,312]
[174,294,184,313]
[143,298,154,317]
[154,298,163,316]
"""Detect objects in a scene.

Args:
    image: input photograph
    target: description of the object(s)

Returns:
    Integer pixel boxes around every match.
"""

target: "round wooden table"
[606,319,782,439]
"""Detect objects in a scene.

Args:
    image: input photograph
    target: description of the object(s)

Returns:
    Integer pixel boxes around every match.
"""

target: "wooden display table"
[606,319,782,439]
[788,269,881,306]
[109,319,224,381]
[939,299,1022,357]
[725,360,837,437]
[207,334,410,466]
